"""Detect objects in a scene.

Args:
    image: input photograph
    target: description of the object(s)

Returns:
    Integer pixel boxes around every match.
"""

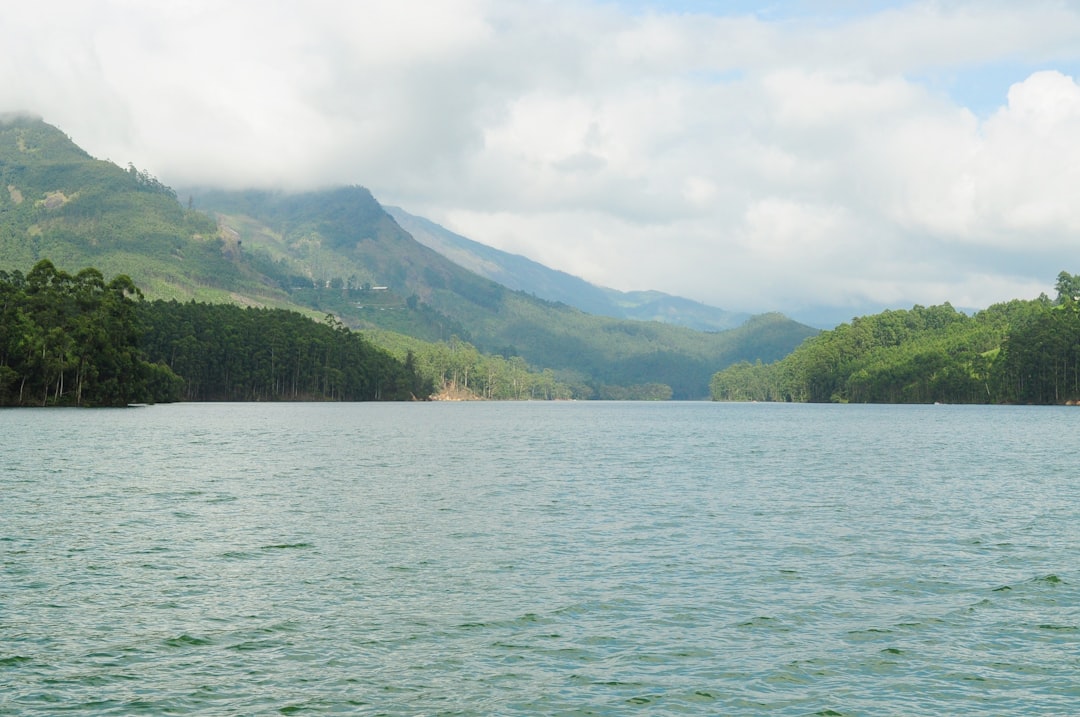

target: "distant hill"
[387,206,749,331]
[0,115,819,398]
[190,188,817,397]
[0,113,286,306]
[710,284,1080,405]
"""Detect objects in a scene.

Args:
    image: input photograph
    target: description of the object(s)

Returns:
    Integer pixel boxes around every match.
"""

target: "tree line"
[368,330,685,400]
[711,271,1080,405]
[364,332,583,400]
[0,260,430,406]
[138,301,430,402]
[0,259,674,406]
[0,260,172,406]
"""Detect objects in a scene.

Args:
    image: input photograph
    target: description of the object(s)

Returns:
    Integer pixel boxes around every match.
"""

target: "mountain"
[386,206,749,331]
[190,188,817,397]
[0,114,290,307]
[0,115,819,398]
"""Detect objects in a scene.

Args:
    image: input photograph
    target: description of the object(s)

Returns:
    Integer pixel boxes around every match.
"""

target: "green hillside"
[0,115,818,398]
[711,274,1080,405]
[191,188,818,398]
[0,114,297,307]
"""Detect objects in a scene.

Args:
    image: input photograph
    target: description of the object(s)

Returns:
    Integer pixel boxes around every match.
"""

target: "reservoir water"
[2,402,1078,715]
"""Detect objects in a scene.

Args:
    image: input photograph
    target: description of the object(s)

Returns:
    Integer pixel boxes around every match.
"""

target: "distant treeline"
[0,260,429,406]
[366,331,674,401]
[711,271,1080,405]
[0,259,666,406]
[138,301,431,402]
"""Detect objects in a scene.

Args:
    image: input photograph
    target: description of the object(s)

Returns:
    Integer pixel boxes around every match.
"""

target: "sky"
[5,0,1080,326]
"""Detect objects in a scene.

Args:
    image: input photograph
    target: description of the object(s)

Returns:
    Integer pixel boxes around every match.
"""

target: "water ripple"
[2,402,1079,715]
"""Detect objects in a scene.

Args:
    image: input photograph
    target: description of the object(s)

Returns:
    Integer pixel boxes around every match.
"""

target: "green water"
[2,402,1078,714]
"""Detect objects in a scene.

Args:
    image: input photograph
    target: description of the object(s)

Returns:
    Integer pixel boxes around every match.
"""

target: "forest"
[365,328,679,400]
[0,260,173,406]
[710,271,1080,405]
[0,260,430,406]
[0,258,612,406]
[8,256,1080,407]
[137,300,430,402]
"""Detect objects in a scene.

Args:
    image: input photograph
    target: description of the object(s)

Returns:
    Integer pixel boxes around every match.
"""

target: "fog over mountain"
[5,1,1080,325]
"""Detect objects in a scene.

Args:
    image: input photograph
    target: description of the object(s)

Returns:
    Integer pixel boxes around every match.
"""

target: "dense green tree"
[0,260,434,406]
[1055,271,1080,304]
[711,280,1080,406]
[995,297,1080,404]
[0,260,174,406]
[137,300,431,401]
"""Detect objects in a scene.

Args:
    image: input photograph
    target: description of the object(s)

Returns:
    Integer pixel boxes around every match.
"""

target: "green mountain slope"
[192,188,818,398]
[710,281,1080,405]
[0,115,818,398]
[386,205,749,331]
[0,114,294,306]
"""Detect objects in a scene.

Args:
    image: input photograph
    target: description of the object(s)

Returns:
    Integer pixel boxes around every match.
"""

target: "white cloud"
[972,71,1080,240]
[4,0,1080,324]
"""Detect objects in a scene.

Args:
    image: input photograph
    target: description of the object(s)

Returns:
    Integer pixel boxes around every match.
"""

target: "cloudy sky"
[5,0,1080,325]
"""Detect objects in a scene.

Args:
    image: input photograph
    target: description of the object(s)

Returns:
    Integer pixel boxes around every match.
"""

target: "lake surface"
[2,402,1078,715]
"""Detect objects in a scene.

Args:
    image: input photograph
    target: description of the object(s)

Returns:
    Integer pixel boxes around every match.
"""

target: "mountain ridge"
[386,206,749,331]
[0,115,819,398]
